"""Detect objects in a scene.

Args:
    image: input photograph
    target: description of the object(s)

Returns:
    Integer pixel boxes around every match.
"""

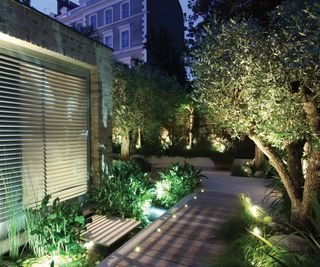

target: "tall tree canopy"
[192,0,320,224]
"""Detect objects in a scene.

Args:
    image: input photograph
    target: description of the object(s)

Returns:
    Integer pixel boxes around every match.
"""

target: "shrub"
[25,195,87,258]
[92,161,154,224]
[155,162,204,208]
[231,164,253,177]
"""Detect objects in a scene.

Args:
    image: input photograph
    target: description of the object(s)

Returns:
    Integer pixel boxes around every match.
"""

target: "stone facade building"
[56,0,184,66]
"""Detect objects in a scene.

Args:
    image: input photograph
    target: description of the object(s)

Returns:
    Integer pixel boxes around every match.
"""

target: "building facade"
[56,0,184,66]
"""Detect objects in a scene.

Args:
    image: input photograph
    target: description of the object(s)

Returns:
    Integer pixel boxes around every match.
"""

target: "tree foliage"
[112,62,183,158]
[192,0,320,223]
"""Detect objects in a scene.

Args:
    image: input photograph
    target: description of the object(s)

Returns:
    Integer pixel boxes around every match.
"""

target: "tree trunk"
[254,145,265,171]
[287,141,304,200]
[136,128,142,149]
[187,107,194,149]
[120,127,130,161]
[249,133,320,225]
[299,143,320,222]
[249,134,302,220]
[297,98,320,223]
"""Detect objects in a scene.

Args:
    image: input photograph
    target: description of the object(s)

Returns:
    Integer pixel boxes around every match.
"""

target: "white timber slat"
[83,215,141,247]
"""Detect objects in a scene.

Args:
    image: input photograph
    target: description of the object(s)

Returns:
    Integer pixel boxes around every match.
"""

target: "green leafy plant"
[92,161,154,224]
[155,162,204,208]
[25,195,88,259]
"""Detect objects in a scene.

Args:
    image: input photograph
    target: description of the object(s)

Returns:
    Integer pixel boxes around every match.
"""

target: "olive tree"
[192,0,320,224]
[113,63,182,160]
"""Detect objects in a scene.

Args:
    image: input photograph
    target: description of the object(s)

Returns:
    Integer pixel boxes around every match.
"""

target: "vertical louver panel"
[0,52,88,222]
[44,68,88,201]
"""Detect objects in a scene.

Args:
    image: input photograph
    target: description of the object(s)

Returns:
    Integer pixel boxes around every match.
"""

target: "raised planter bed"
[146,156,215,170]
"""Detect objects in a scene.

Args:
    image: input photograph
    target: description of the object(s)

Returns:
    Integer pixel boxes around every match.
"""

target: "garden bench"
[82,215,141,247]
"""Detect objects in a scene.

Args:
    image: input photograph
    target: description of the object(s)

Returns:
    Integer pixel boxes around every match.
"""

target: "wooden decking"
[99,191,239,267]
[83,215,141,247]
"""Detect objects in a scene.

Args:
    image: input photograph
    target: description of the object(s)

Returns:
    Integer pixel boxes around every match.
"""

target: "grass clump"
[217,194,261,241]
[209,194,320,267]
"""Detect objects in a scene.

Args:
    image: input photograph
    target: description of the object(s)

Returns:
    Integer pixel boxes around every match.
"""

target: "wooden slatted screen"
[0,52,88,222]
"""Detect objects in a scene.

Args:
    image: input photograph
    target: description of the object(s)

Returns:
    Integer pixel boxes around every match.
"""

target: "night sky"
[31,0,191,16]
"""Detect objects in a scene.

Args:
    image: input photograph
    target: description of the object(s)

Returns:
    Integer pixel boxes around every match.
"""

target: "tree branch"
[249,134,301,207]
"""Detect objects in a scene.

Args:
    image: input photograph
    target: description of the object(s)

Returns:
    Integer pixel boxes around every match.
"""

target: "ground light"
[251,227,262,237]
[148,207,167,220]
[83,241,95,250]
[250,205,260,218]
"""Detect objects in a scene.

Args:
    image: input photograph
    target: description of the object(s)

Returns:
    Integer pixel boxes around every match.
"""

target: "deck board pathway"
[99,191,239,266]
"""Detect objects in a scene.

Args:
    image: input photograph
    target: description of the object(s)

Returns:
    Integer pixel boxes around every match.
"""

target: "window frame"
[120,1,130,20]
[89,13,97,29]
[103,31,113,48]
[120,26,130,49]
[104,8,113,25]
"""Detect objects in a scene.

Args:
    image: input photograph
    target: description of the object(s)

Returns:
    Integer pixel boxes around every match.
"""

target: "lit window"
[121,2,130,19]
[89,14,97,29]
[121,30,129,49]
[105,9,113,25]
[104,35,113,48]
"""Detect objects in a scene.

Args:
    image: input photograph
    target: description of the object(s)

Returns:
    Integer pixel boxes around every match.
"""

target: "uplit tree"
[192,0,320,224]
[112,63,182,160]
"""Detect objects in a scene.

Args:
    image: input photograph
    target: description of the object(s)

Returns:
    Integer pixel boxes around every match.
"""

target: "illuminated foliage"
[155,162,204,208]
[25,195,88,258]
[92,161,154,224]
[192,0,320,223]
[192,18,306,147]
[112,63,183,159]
